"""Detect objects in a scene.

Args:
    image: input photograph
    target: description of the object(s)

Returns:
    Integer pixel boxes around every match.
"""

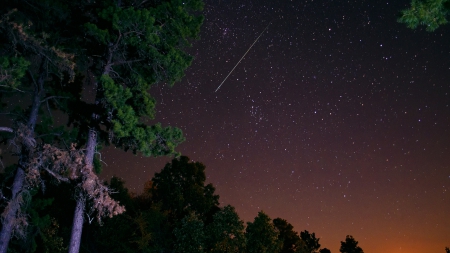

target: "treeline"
[2,156,365,253]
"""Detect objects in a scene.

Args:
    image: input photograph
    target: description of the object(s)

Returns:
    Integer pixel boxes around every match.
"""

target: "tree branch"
[0,127,14,133]
[45,100,52,117]
[36,132,63,139]
[111,59,144,66]
[42,167,69,183]
[0,84,26,93]
[40,95,69,103]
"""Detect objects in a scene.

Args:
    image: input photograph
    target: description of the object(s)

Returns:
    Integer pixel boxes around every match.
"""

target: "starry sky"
[101,0,450,252]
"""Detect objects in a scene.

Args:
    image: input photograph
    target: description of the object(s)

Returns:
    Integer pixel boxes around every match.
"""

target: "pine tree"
[398,0,450,31]
[1,0,205,252]
[63,1,204,252]
[0,1,77,252]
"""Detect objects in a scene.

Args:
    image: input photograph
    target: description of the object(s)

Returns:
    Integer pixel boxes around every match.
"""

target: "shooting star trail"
[215,21,273,92]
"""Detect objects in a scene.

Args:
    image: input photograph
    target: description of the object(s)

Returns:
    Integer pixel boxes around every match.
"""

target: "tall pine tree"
[62,1,204,252]
[0,1,77,252]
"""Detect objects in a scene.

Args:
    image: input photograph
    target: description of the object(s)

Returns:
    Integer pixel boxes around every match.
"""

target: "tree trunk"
[68,194,85,253]
[67,45,112,252]
[0,61,45,253]
[68,128,97,253]
[0,167,25,253]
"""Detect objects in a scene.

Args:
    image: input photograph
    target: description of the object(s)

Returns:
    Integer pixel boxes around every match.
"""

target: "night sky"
[101,1,450,252]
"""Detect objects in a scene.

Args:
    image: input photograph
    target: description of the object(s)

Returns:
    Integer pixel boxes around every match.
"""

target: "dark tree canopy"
[245,211,282,253]
[297,230,321,253]
[273,218,301,253]
[320,248,332,253]
[173,213,205,253]
[339,235,364,253]
[151,156,220,222]
[206,205,246,253]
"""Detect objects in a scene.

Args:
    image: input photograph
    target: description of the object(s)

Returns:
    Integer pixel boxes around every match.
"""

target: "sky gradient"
[101,1,450,252]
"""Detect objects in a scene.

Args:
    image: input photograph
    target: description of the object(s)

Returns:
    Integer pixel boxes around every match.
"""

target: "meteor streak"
[215,21,273,92]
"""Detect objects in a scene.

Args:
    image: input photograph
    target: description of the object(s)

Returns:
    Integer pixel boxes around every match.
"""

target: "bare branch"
[45,100,52,117]
[40,95,69,103]
[42,167,69,183]
[35,132,63,139]
[0,127,13,133]
[0,84,26,93]
[111,58,144,66]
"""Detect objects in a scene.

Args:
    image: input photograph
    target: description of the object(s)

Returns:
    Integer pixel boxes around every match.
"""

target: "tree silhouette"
[339,235,363,253]
[173,213,205,253]
[205,205,246,253]
[151,156,220,223]
[297,230,321,253]
[245,211,282,253]
[319,248,332,253]
[273,218,301,253]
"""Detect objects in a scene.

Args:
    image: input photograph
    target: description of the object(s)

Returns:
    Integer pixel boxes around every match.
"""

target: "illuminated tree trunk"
[0,65,45,253]
[0,168,25,253]
[68,128,96,253]
[68,193,85,253]
[68,54,110,252]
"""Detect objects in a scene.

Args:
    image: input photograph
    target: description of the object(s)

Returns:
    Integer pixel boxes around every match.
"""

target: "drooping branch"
[41,167,69,183]
[0,85,25,93]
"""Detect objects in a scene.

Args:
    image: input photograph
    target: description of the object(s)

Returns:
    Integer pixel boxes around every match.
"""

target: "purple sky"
[102,1,450,252]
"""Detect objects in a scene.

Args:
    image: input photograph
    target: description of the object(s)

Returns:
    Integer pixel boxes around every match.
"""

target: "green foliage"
[68,0,205,158]
[34,115,79,146]
[0,0,205,249]
[130,207,172,253]
[27,197,58,253]
[84,23,111,45]
[339,235,363,253]
[38,218,66,253]
[101,74,184,156]
[398,0,450,31]
[93,155,102,174]
[205,205,246,253]
[89,214,136,253]
[173,213,205,253]
[245,211,282,253]
[7,189,65,253]
[0,57,30,90]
